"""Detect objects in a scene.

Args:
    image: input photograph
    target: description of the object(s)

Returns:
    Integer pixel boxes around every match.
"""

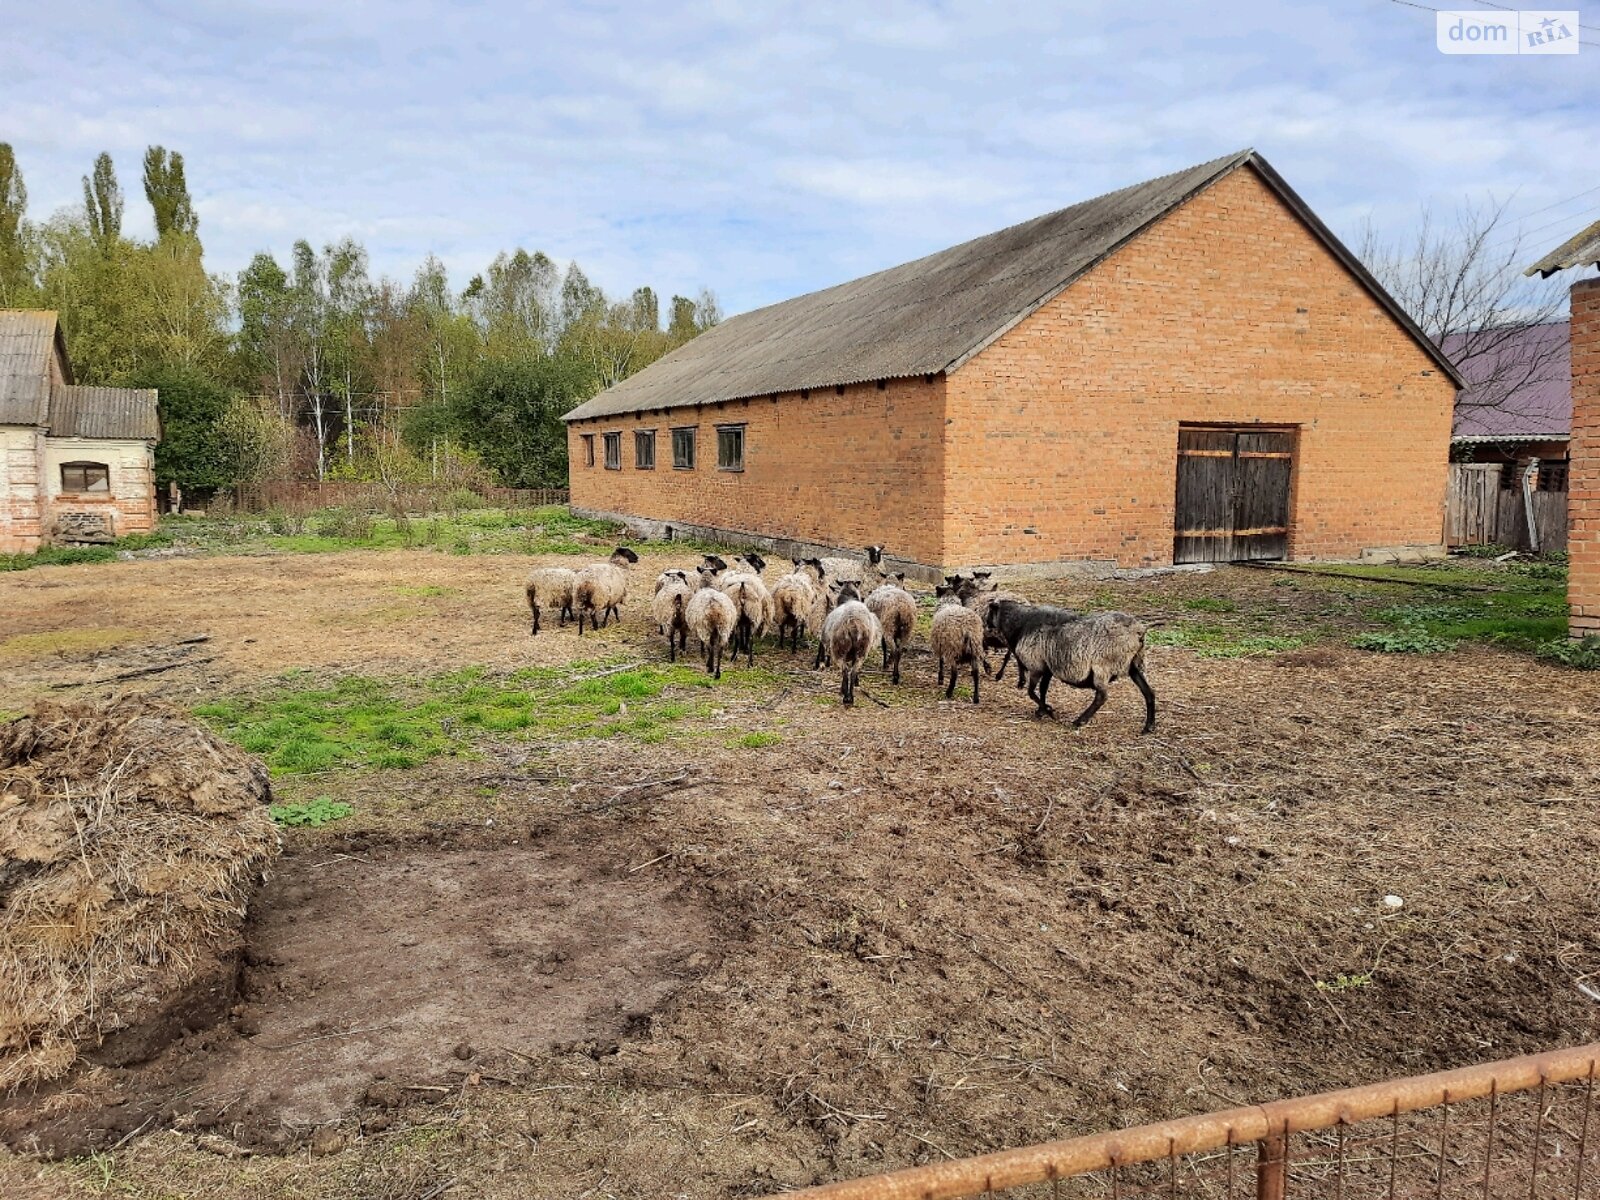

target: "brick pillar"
[1570,277,1600,639]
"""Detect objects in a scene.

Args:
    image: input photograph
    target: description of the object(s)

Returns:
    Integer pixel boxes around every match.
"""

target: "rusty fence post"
[1256,1129,1287,1200]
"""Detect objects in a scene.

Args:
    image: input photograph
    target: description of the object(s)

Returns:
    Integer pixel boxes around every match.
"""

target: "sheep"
[931,585,986,703]
[982,597,1080,690]
[798,545,884,588]
[1014,612,1156,732]
[817,581,882,707]
[864,576,917,684]
[524,566,576,636]
[573,547,639,634]
[770,570,818,652]
[719,571,772,666]
[685,571,738,679]
[650,569,694,661]
[956,572,1029,631]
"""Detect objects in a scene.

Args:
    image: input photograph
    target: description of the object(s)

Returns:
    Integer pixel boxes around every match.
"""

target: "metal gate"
[1174,427,1293,564]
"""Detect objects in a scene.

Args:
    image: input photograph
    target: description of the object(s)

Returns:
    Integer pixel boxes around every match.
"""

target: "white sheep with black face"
[686,568,738,679]
[650,569,695,662]
[864,574,916,684]
[524,566,576,635]
[573,547,639,634]
[816,581,882,707]
[931,584,986,704]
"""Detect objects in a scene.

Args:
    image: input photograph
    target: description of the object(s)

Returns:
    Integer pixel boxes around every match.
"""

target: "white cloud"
[1,0,1593,316]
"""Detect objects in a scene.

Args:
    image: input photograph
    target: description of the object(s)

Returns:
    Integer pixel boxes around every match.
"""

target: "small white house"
[0,311,159,554]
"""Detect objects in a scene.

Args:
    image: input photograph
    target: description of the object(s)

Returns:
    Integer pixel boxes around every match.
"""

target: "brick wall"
[0,426,45,554]
[943,167,1457,568]
[567,376,947,565]
[565,165,1457,572]
[1569,277,1600,638]
[41,437,157,541]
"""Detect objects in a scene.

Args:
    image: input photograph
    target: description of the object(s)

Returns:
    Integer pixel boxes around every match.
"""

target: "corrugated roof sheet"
[1527,220,1600,278]
[0,310,159,439]
[1443,322,1570,441]
[51,385,160,440]
[0,310,63,426]
[564,149,1462,422]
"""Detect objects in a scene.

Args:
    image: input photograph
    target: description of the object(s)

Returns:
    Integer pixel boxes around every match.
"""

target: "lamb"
[650,569,694,661]
[572,547,639,634]
[1014,612,1156,732]
[524,566,576,636]
[864,576,917,684]
[770,569,819,652]
[817,582,882,707]
[931,585,987,703]
[982,597,1080,690]
[685,571,738,679]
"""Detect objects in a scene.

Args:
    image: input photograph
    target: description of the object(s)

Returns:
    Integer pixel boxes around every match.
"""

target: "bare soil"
[1,549,1597,1199]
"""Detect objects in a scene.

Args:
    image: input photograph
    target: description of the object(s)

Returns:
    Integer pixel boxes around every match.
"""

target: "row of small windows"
[580,426,744,473]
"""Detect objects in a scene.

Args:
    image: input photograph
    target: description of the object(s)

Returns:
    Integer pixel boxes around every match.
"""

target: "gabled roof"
[1526,219,1600,278]
[0,310,159,440]
[0,310,69,426]
[1443,322,1569,442]
[564,149,1463,422]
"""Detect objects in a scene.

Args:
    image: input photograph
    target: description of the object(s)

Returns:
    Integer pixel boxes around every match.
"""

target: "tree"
[1360,199,1568,416]
[82,152,123,251]
[324,237,372,466]
[237,252,300,418]
[450,355,589,487]
[129,363,235,493]
[142,146,198,240]
[0,143,31,306]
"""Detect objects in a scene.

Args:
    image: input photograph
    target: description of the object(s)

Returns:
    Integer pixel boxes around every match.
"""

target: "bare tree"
[1359,197,1569,416]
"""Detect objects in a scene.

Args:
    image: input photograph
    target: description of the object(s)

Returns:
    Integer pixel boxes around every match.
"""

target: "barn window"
[603,432,622,470]
[635,429,656,470]
[60,462,110,493]
[672,427,696,469]
[716,424,745,472]
[581,434,595,467]
[1538,460,1569,493]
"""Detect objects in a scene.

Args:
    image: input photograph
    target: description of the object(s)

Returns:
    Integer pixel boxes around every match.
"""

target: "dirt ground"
[1,549,1598,1199]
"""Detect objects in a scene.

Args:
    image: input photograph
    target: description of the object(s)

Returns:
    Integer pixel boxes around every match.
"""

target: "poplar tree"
[82,152,123,250]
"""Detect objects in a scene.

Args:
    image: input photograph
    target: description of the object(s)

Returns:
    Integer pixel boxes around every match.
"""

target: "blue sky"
[3,1,1595,315]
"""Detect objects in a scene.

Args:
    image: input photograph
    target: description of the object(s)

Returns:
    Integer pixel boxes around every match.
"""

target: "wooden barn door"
[1173,427,1293,564]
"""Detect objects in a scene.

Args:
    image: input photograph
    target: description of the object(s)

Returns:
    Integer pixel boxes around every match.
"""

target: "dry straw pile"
[0,697,278,1090]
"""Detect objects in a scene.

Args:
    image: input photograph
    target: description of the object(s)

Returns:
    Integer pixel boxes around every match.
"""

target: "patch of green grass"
[0,545,119,570]
[1315,971,1374,993]
[734,731,783,749]
[197,660,736,775]
[0,627,144,658]
[1181,596,1238,613]
[1147,623,1308,658]
[1350,630,1454,654]
[270,797,353,826]
[1369,575,1568,650]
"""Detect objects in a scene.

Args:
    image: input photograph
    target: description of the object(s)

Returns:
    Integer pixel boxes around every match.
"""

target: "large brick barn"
[564,150,1463,576]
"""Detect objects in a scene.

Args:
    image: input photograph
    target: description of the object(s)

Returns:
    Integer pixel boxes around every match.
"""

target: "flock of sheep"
[525,544,1156,732]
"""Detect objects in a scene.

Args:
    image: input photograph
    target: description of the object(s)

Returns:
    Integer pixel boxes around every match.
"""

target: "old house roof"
[564,149,1464,423]
[1526,219,1600,278]
[1444,322,1570,443]
[0,311,159,441]
[0,310,69,426]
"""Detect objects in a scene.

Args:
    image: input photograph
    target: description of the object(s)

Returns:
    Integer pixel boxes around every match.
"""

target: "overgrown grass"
[270,797,354,826]
[195,660,730,775]
[1147,623,1308,658]
[0,528,171,571]
[147,505,737,561]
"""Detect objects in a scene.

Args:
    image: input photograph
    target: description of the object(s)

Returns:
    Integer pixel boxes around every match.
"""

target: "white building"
[0,311,159,554]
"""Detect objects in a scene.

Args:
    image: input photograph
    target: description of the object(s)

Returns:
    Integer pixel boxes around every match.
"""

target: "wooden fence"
[232,481,569,515]
[1444,463,1567,552]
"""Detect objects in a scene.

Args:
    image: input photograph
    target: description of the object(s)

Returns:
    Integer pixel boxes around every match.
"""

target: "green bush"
[311,507,373,540]
[1536,635,1600,670]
